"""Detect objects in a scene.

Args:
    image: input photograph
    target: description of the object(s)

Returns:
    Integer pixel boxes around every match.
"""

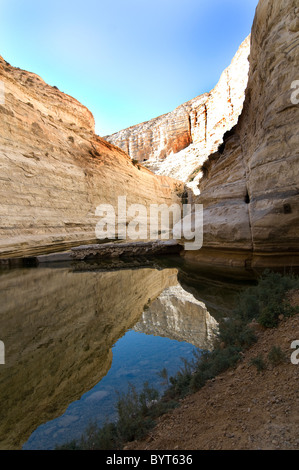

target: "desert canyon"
[0,0,297,268]
[0,0,298,452]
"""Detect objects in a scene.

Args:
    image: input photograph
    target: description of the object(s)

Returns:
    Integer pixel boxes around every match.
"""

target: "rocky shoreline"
[0,240,183,267]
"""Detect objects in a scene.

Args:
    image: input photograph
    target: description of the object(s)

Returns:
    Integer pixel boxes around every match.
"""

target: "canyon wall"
[0,59,183,258]
[105,0,299,268]
[104,36,250,185]
[189,0,299,267]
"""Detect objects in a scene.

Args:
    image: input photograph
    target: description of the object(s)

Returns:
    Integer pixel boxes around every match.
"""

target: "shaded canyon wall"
[188,0,299,267]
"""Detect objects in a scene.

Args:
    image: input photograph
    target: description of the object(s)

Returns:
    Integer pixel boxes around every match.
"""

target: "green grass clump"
[250,354,267,373]
[267,346,286,366]
[235,270,299,328]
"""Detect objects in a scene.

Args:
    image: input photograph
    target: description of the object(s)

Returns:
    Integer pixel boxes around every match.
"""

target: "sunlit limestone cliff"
[104,36,250,191]
[0,60,183,258]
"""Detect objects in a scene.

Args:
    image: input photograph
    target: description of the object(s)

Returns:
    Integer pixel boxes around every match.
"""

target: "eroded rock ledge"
[71,240,182,260]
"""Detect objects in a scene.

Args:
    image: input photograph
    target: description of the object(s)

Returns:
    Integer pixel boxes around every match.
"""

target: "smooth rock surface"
[0,58,184,258]
[134,284,218,349]
[191,0,299,262]
[0,265,178,449]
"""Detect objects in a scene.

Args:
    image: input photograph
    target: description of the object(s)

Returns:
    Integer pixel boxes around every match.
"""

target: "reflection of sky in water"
[23,329,197,450]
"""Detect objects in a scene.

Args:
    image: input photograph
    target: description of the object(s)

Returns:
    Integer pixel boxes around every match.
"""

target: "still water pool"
[0,256,253,449]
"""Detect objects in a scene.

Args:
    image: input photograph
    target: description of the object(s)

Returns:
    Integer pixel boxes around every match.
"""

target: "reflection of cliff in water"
[177,260,256,321]
[134,284,218,349]
[0,257,253,450]
[0,265,177,449]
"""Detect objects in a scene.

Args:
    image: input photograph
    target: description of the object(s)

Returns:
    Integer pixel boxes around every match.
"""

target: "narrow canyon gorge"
[105,0,299,269]
[105,35,250,187]
[0,0,298,452]
[0,0,298,267]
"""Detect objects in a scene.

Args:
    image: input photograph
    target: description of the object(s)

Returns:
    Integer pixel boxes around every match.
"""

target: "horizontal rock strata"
[0,58,184,258]
[104,36,250,184]
[188,0,299,266]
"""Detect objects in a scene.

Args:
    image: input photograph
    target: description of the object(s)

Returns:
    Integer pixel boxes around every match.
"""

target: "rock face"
[189,0,299,266]
[134,284,218,349]
[0,58,184,258]
[0,265,178,449]
[71,240,182,260]
[104,36,250,185]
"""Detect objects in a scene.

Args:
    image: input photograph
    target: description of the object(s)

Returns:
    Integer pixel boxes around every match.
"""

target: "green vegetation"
[56,382,177,450]
[235,270,299,328]
[56,270,299,450]
[249,345,287,373]
[250,354,267,373]
[267,345,286,366]
[157,367,169,387]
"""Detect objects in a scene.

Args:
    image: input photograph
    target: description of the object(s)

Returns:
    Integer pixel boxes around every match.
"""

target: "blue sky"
[0,0,258,136]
